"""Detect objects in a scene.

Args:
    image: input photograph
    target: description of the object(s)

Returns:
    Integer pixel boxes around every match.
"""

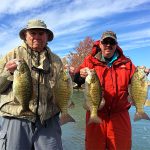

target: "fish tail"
[60,113,75,125]
[68,101,75,109]
[144,100,150,106]
[134,112,150,121]
[88,115,102,125]
[82,103,89,110]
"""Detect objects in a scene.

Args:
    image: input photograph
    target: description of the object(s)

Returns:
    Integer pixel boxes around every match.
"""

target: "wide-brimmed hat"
[19,19,54,41]
[101,31,117,42]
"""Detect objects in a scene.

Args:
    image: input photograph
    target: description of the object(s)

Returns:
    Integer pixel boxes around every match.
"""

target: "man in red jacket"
[74,31,150,150]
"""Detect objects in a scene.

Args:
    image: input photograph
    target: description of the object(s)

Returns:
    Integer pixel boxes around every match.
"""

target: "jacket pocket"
[0,131,6,150]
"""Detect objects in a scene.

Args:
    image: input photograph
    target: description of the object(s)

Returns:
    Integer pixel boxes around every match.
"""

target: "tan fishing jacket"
[0,42,63,123]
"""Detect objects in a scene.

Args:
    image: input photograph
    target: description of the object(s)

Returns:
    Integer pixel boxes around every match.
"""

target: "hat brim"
[19,28,54,41]
[101,36,117,42]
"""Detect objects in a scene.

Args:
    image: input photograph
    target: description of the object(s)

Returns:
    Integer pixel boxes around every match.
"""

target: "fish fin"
[60,113,75,125]
[144,100,150,106]
[128,94,133,103]
[134,112,150,121]
[68,101,75,109]
[7,76,13,81]
[130,101,135,106]
[98,98,105,110]
[82,103,89,110]
[73,85,83,90]
[88,116,102,125]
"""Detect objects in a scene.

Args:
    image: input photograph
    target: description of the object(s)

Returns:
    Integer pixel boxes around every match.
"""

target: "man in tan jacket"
[0,19,63,150]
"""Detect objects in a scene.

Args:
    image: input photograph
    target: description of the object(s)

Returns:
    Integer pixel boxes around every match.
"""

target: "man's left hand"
[144,68,150,76]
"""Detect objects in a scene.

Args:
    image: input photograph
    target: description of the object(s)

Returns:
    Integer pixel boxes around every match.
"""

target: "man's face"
[99,37,117,58]
[25,29,48,52]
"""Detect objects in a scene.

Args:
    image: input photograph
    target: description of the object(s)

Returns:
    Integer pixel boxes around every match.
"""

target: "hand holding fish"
[64,64,75,79]
[5,59,18,73]
[144,68,150,76]
[139,66,150,75]
[80,67,93,78]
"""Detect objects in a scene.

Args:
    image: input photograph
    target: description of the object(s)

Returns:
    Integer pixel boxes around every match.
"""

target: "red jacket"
[77,40,136,114]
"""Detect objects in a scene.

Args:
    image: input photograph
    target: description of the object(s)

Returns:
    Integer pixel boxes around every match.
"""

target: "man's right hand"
[80,67,89,78]
[5,59,18,74]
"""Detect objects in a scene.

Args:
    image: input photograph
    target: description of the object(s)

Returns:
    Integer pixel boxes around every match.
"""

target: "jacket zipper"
[108,67,115,116]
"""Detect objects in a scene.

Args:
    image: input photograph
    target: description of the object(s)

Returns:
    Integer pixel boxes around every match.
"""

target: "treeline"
[62,36,94,70]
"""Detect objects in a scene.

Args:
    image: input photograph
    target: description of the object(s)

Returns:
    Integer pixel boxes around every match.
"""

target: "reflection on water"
[130,107,150,150]
[62,90,85,150]
[62,89,150,150]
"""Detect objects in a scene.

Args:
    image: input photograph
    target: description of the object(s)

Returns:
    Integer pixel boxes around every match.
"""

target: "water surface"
[62,88,150,150]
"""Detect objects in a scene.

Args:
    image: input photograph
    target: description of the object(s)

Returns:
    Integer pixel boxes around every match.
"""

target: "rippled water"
[62,88,150,150]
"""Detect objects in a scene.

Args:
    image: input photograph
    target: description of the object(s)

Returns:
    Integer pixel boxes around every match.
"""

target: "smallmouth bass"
[84,68,103,124]
[54,68,75,125]
[13,59,34,116]
[130,66,150,121]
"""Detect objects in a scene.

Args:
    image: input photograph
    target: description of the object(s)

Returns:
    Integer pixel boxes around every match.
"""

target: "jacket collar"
[21,42,51,73]
[90,40,130,66]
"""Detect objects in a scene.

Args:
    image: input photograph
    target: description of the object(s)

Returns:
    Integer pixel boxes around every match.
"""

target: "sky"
[0,0,150,72]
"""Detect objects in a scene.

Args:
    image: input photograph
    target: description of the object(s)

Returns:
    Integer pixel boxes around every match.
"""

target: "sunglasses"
[101,40,117,46]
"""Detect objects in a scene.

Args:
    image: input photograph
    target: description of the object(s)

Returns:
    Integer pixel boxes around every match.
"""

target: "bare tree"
[67,36,94,70]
